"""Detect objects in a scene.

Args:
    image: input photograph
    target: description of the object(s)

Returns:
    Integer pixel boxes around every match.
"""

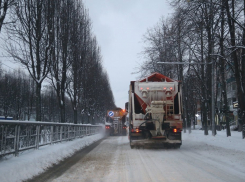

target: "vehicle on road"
[126,72,183,148]
[105,108,127,136]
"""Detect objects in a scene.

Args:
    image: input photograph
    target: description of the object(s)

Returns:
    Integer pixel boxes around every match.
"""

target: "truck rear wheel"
[175,144,181,149]
[129,132,134,149]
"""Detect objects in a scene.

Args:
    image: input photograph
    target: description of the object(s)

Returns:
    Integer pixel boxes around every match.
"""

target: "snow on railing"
[0,120,102,157]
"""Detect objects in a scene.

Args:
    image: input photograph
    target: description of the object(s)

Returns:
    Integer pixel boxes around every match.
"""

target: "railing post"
[3,127,7,155]
[15,125,20,157]
[36,125,40,150]
[56,126,58,142]
[60,126,63,142]
[51,126,53,145]
[14,125,18,156]
[44,126,47,144]
[73,126,75,139]
[68,126,69,140]
[1,126,3,154]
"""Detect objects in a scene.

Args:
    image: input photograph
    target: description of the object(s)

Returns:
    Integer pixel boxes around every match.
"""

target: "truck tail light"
[131,128,141,133]
[173,128,177,133]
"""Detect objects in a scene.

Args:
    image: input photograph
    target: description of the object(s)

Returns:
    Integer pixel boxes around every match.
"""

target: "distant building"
[216,62,238,128]
[217,63,237,112]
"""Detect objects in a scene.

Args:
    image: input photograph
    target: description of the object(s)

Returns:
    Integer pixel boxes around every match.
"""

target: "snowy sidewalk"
[182,129,245,152]
[0,133,104,182]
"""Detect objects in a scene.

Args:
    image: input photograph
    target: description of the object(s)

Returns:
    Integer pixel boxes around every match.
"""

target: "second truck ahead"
[105,108,127,136]
[126,72,183,148]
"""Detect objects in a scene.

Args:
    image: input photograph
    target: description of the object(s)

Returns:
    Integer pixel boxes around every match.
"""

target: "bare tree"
[6,0,53,121]
[48,0,73,123]
[224,0,245,137]
[0,0,15,32]
[66,2,91,124]
[2,0,116,124]
[217,0,231,136]
[141,0,241,136]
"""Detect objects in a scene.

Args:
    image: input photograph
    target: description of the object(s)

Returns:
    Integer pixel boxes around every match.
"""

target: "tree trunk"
[36,83,42,121]
[200,19,208,135]
[74,109,77,124]
[60,102,65,123]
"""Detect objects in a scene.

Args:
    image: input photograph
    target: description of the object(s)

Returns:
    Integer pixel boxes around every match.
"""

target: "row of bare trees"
[0,68,34,120]
[139,0,245,137]
[0,0,115,123]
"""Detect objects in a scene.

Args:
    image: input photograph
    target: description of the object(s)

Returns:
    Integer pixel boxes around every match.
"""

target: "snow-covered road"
[1,129,245,182]
[52,132,245,182]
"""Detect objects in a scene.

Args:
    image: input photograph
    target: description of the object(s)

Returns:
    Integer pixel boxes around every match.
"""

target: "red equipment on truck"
[126,73,183,148]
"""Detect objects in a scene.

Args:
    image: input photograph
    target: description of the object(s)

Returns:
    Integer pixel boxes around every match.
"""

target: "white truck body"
[127,73,183,148]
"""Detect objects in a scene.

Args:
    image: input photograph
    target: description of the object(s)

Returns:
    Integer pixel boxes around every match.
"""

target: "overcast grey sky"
[0,0,173,109]
[83,0,173,108]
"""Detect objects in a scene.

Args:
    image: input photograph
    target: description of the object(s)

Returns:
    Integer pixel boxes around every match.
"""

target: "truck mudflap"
[130,138,182,149]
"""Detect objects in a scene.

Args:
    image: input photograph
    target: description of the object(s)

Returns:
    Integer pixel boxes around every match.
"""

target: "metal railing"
[0,120,102,157]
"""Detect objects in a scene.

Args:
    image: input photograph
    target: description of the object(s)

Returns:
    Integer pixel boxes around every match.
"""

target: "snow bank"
[182,129,245,152]
[0,132,104,182]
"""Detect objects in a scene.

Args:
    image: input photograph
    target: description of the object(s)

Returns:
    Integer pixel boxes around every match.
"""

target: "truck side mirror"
[125,102,129,112]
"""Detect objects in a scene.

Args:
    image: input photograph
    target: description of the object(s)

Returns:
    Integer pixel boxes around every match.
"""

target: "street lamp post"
[157,61,216,136]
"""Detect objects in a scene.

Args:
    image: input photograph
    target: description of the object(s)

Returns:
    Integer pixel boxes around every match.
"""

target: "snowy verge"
[0,132,105,182]
[182,129,245,152]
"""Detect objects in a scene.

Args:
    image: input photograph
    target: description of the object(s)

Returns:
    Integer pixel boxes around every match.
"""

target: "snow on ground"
[183,129,245,152]
[52,129,245,182]
[0,132,105,182]
[0,129,245,182]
